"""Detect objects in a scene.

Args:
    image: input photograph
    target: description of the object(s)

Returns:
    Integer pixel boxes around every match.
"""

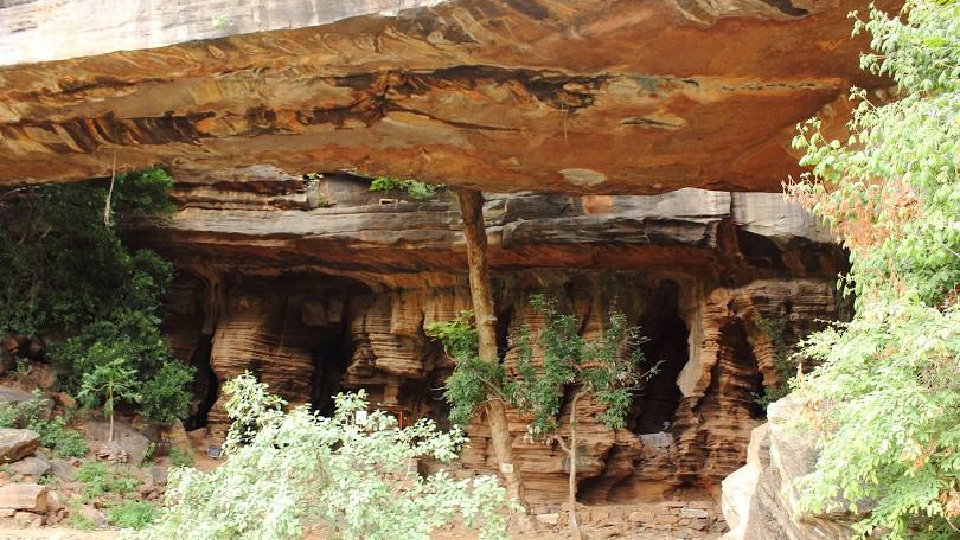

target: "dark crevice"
[185,333,217,431]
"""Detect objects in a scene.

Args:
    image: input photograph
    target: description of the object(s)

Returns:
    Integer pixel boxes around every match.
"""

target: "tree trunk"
[108,387,115,444]
[568,392,583,540]
[458,189,527,509]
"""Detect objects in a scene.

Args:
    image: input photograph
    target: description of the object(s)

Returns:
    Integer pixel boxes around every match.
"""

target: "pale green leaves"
[133,373,511,540]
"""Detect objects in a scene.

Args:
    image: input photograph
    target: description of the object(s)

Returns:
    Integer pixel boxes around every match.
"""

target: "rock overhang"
[0,0,895,193]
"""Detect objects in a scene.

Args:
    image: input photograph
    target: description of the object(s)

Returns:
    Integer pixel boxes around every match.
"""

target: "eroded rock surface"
[139,167,848,504]
[721,396,856,540]
[0,0,892,192]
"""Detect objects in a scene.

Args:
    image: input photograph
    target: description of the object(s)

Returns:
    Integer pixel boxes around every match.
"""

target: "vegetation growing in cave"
[0,170,195,424]
[751,314,796,410]
[369,176,443,201]
[429,296,658,538]
[135,372,513,540]
[790,1,960,538]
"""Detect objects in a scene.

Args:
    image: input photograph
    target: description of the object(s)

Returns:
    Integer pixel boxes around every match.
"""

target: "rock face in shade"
[0,0,893,192]
[721,396,856,540]
[136,167,849,504]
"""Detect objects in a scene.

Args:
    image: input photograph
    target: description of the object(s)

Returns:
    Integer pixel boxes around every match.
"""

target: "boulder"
[0,429,39,462]
[9,454,51,479]
[83,420,150,464]
[721,396,855,540]
[49,459,78,482]
[0,484,48,513]
[0,387,36,407]
[78,504,107,528]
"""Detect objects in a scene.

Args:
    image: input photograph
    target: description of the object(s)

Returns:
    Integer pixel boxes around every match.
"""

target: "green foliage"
[426,311,504,426]
[752,315,796,410]
[77,358,142,428]
[0,170,195,424]
[77,462,140,502]
[0,171,173,336]
[429,297,656,437]
[0,391,87,457]
[789,1,960,538]
[369,177,442,201]
[140,362,197,423]
[133,373,512,540]
[168,446,194,468]
[509,295,654,438]
[109,500,159,530]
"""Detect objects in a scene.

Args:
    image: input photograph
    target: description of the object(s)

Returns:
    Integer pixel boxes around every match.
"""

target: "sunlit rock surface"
[143,168,848,503]
[1,0,891,192]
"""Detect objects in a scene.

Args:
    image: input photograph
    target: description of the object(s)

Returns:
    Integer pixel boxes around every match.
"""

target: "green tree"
[429,296,656,538]
[0,170,195,424]
[78,356,141,443]
[133,373,513,540]
[788,1,960,538]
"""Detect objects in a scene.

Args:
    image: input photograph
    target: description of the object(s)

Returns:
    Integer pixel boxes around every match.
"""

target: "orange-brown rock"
[144,167,847,504]
[0,0,894,193]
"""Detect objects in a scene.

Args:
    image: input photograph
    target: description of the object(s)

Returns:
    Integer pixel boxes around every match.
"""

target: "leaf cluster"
[0,170,195,424]
[134,372,512,540]
[369,177,442,201]
[789,2,960,537]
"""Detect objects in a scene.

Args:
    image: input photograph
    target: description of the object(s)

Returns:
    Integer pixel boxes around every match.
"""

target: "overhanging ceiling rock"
[0,0,891,192]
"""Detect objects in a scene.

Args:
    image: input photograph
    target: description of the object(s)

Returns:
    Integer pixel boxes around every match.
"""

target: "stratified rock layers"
[144,168,846,504]
[0,0,894,192]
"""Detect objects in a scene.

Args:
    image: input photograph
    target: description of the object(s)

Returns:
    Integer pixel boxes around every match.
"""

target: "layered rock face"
[137,167,847,504]
[0,0,892,192]
[721,397,855,540]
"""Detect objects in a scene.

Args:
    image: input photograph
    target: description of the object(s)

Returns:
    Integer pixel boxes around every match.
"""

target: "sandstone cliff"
[721,396,856,540]
[131,167,849,505]
[0,0,893,193]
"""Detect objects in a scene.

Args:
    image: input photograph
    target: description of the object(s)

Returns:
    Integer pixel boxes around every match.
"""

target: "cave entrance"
[310,326,353,417]
[185,333,218,431]
[627,280,689,435]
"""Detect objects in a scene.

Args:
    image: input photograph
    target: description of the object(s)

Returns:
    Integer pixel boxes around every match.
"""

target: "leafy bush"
[168,446,194,468]
[369,177,441,201]
[77,462,140,501]
[109,500,159,530]
[0,170,195,424]
[0,392,87,457]
[133,373,512,540]
[789,1,960,538]
[140,362,197,423]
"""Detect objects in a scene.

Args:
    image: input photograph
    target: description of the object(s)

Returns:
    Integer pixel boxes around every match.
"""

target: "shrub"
[77,462,140,501]
[0,392,88,457]
[140,362,196,423]
[369,177,441,201]
[109,500,159,530]
[0,170,195,425]
[133,373,513,540]
[168,446,193,468]
[789,1,960,537]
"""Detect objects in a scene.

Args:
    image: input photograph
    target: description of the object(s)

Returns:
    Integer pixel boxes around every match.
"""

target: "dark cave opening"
[310,325,353,417]
[626,280,689,436]
[185,333,218,431]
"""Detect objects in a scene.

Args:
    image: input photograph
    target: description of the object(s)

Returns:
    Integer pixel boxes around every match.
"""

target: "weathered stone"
[721,396,855,540]
[136,169,848,504]
[12,510,43,527]
[9,454,51,479]
[0,485,47,513]
[83,421,151,465]
[0,429,39,463]
[0,0,892,194]
[535,513,559,526]
[0,387,35,407]
[78,504,107,528]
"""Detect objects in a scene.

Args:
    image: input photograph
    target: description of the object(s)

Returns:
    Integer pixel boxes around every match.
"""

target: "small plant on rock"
[77,356,141,443]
